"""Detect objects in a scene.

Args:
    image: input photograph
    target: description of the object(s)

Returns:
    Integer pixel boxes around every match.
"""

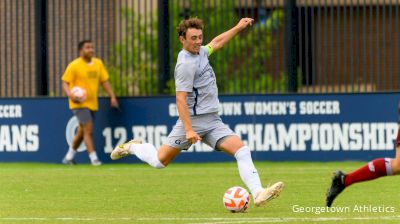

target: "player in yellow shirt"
[61,40,118,166]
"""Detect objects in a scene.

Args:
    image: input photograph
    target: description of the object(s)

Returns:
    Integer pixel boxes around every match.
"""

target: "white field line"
[0,165,356,173]
[1,216,400,223]
[185,216,400,224]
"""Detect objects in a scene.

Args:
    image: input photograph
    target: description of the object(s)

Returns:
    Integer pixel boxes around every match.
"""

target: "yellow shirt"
[62,57,109,111]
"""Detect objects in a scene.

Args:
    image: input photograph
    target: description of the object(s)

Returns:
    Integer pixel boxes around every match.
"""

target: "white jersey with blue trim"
[174,46,219,116]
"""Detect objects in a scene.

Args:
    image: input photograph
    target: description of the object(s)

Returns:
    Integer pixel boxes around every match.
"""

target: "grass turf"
[0,162,399,224]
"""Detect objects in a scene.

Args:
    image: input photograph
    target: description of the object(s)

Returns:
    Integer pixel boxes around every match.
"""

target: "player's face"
[181,28,203,54]
[80,43,94,59]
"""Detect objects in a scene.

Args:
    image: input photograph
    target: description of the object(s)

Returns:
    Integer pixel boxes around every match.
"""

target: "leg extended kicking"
[111,17,284,209]
[110,141,180,168]
[216,135,284,207]
[326,129,400,207]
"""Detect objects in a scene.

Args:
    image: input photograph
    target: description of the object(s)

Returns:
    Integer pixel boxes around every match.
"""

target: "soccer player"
[62,40,118,166]
[326,132,400,206]
[110,18,284,206]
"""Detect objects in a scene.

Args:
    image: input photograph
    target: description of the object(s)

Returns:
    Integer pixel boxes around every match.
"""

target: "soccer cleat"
[254,181,284,207]
[110,139,142,160]
[62,158,76,165]
[326,171,346,207]
[91,159,102,166]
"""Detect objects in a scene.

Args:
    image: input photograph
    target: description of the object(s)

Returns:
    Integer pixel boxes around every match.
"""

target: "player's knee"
[234,145,251,159]
[392,158,400,174]
[155,151,169,167]
[158,158,170,167]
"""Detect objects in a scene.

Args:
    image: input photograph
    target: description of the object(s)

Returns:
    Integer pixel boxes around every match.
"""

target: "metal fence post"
[158,0,170,94]
[285,0,299,92]
[35,0,48,96]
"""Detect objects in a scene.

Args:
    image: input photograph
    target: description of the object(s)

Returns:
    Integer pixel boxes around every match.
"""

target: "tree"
[169,0,287,94]
[107,7,158,96]
[108,1,287,96]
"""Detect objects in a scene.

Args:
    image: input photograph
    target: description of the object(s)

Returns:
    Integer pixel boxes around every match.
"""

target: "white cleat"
[91,159,102,166]
[254,181,284,207]
[110,139,142,160]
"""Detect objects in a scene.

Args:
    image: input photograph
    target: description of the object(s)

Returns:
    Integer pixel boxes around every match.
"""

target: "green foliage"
[108,1,289,96]
[169,1,288,94]
[107,8,158,96]
[227,71,287,94]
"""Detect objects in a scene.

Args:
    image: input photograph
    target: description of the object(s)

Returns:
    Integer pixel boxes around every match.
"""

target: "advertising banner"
[0,93,398,163]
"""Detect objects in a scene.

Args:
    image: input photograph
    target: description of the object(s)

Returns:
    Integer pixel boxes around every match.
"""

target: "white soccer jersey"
[174,46,219,116]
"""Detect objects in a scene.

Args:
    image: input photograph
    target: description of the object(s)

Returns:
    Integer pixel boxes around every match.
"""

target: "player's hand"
[236,18,254,31]
[68,93,82,103]
[72,97,81,103]
[186,130,202,144]
[110,97,119,108]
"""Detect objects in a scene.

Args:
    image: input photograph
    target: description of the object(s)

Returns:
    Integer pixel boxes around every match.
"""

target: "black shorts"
[72,108,96,124]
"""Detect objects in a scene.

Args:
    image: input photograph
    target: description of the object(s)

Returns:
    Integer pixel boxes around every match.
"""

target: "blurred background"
[0,2,399,220]
[1,0,399,98]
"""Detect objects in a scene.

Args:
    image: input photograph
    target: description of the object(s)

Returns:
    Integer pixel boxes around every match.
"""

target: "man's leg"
[63,125,83,164]
[343,157,393,187]
[111,118,189,168]
[157,145,182,166]
[82,121,94,154]
[344,128,400,180]
[129,143,181,168]
[391,145,400,174]
[217,135,284,207]
[218,135,262,195]
[82,121,101,165]
[326,156,395,207]
[344,144,400,182]
[326,130,400,207]
[111,141,181,169]
[72,125,84,149]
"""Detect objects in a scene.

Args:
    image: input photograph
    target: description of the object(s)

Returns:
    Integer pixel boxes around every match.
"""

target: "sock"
[344,158,393,187]
[234,146,262,197]
[65,147,77,160]
[129,143,165,169]
[89,151,99,162]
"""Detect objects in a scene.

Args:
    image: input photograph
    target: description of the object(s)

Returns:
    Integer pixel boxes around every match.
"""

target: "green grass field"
[0,162,399,224]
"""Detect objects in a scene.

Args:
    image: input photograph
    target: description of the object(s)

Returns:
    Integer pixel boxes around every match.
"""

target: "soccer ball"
[223,186,250,213]
[70,86,87,102]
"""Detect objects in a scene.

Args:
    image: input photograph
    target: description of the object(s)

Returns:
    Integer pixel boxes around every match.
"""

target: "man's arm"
[176,91,201,144]
[62,81,79,103]
[101,81,119,108]
[62,81,71,97]
[208,18,254,54]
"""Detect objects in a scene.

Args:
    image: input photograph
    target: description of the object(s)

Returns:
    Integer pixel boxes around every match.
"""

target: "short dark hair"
[177,18,204,37]
[78,39,92,51]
